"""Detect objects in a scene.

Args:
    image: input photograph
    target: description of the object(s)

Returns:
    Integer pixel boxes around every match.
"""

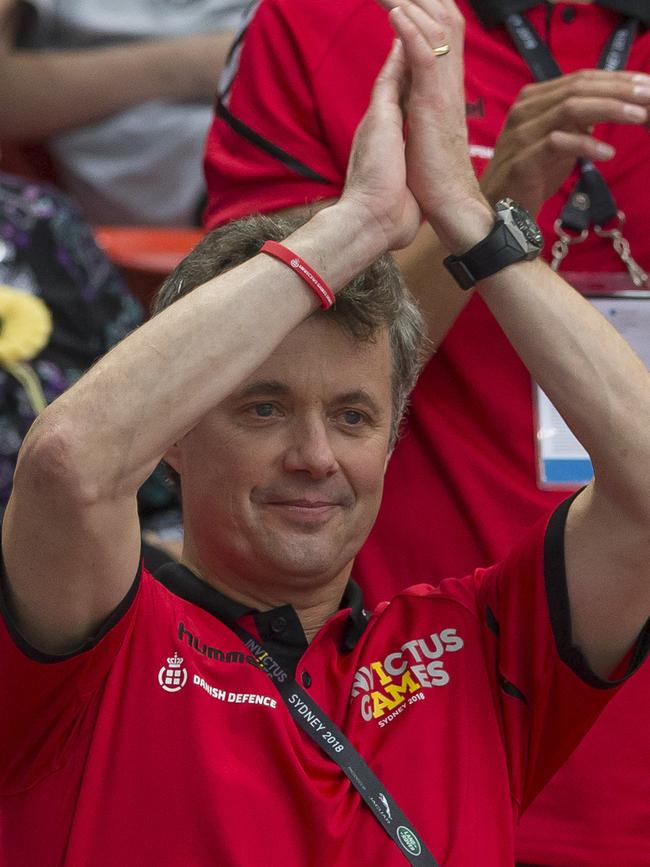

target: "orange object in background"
[94,226,204,311]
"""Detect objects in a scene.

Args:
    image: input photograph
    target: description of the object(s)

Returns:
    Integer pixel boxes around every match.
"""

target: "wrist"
[442,198,544,291]
[285,200,389,295]
[424,197,495,257]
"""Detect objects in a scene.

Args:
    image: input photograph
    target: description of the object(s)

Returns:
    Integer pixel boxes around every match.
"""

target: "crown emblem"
[167,653,183,668]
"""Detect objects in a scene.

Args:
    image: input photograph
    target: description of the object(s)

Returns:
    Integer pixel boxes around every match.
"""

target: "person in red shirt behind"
[203,0,650,864]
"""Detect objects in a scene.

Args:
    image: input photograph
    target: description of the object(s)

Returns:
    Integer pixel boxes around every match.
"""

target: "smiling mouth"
[263,500,342,524]
[271,500,338,508]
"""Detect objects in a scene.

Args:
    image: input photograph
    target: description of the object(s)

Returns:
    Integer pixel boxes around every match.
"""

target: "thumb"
[370,38,407,117]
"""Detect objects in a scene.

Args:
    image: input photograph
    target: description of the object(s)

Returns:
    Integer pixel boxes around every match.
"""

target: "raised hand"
[380,0,494,254]
[340,39,421,252]
[480,69,650,214]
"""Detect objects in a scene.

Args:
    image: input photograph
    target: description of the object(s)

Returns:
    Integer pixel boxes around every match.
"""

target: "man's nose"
[282,418,339,479]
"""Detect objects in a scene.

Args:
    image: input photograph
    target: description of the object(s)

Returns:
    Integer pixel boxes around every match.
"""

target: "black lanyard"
[227,619,440,867]
[498,7,647,283]
[469,1,650,29]
[504,11,639,233]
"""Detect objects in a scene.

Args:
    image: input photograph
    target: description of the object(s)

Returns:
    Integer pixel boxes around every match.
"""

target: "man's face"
[166,316,393,590]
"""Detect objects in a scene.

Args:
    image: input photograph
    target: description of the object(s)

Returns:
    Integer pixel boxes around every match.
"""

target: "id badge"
[535,292,650,489]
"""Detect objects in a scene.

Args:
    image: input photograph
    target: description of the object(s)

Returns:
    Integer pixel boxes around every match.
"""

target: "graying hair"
[153,212,427,447]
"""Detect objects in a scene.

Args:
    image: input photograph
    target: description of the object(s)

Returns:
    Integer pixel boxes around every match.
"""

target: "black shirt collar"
[154,561,369,657]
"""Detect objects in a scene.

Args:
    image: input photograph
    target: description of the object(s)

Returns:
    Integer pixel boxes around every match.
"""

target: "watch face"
[512,207,544,249]
[498,198,544,251]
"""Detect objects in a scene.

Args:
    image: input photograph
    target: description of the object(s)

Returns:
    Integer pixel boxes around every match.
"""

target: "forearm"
[28,201,385,495]
[477,260,650,518]
[473,257,650,674]
[421,172,650,496]
[0,33,233,139]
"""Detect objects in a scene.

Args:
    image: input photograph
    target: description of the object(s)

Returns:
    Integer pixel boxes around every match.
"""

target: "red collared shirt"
[1,502,639,866]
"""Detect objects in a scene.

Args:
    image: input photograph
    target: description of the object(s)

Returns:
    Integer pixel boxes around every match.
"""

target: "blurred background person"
[0,0,249,226]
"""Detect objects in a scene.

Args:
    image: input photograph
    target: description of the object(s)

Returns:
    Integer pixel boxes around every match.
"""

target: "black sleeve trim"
[0,554,142,664]
[500,675,528,704]
[216,99,335,185]
[485,603,500,637]
[545,492,650,689]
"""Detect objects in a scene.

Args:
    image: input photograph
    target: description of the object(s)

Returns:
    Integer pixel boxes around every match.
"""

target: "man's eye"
[251,403,276,418]
[341,410,365,426]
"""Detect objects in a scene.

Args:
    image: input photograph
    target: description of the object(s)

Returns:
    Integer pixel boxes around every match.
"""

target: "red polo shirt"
[202,2,650,863]
[2,501,643,866]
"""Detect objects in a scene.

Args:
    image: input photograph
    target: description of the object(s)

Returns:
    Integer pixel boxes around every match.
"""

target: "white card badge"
[535,292,650,489]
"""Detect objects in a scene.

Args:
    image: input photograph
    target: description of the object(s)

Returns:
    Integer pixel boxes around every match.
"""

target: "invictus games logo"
[158,652,188,693]
[350,629,464,725]
[397,826,422,857]
[290,258,300,269]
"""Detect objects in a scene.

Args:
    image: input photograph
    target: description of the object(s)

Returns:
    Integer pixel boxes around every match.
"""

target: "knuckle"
[507,102,526,126]
[518,83,535,100]
[453,6,465,25]
[575,68,597,84]
[435,8,451,27]
[561,96,582,120]
[430,23,447,44]
[573,69,598,94]
[546,130,572,153]
[509,158,528,183]
[508,127,526,150]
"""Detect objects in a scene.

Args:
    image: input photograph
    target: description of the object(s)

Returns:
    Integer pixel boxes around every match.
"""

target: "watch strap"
[443,221,525,290]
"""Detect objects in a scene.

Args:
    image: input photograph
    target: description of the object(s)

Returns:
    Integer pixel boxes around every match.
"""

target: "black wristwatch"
[443,198,544,290]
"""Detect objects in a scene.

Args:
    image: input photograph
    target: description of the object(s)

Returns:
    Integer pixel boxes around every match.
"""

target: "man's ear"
[163,444,182,474]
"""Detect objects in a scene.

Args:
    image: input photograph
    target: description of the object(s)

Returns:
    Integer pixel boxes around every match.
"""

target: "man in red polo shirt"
[2,2,650,864]
[203,1,650,862]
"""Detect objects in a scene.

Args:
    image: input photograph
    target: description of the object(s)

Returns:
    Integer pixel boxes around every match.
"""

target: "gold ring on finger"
[433,44,450,57]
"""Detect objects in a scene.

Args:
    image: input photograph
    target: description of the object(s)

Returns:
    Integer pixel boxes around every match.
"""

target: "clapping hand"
[378,0,494,254]
[340,39,421,252]
[480,69,650,214]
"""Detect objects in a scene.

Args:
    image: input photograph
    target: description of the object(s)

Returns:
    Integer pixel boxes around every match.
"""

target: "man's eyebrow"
[233,380,290,400]
[335,390,383,416]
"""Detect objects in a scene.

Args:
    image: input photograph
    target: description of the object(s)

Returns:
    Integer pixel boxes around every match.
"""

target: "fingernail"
[595,143,615,159]
[633,85,650,99]
[632,74,650,83]
[624,103,647,120]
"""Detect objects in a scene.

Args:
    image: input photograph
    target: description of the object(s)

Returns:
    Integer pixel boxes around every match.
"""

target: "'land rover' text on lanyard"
[504,10,648,285]
[227,618,440,867]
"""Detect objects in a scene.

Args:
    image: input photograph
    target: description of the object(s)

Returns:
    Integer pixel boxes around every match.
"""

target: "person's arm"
[389,0,650,678]
[0,0,235,139]
[392,67,650,354]
[1,38,420,654]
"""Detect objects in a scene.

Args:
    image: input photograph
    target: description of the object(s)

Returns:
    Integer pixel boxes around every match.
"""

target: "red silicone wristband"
[260,240,335,310]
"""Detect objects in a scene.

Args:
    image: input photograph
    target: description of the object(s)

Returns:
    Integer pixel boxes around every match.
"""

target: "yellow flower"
[0,284,53,414]
[0,284,52,365]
